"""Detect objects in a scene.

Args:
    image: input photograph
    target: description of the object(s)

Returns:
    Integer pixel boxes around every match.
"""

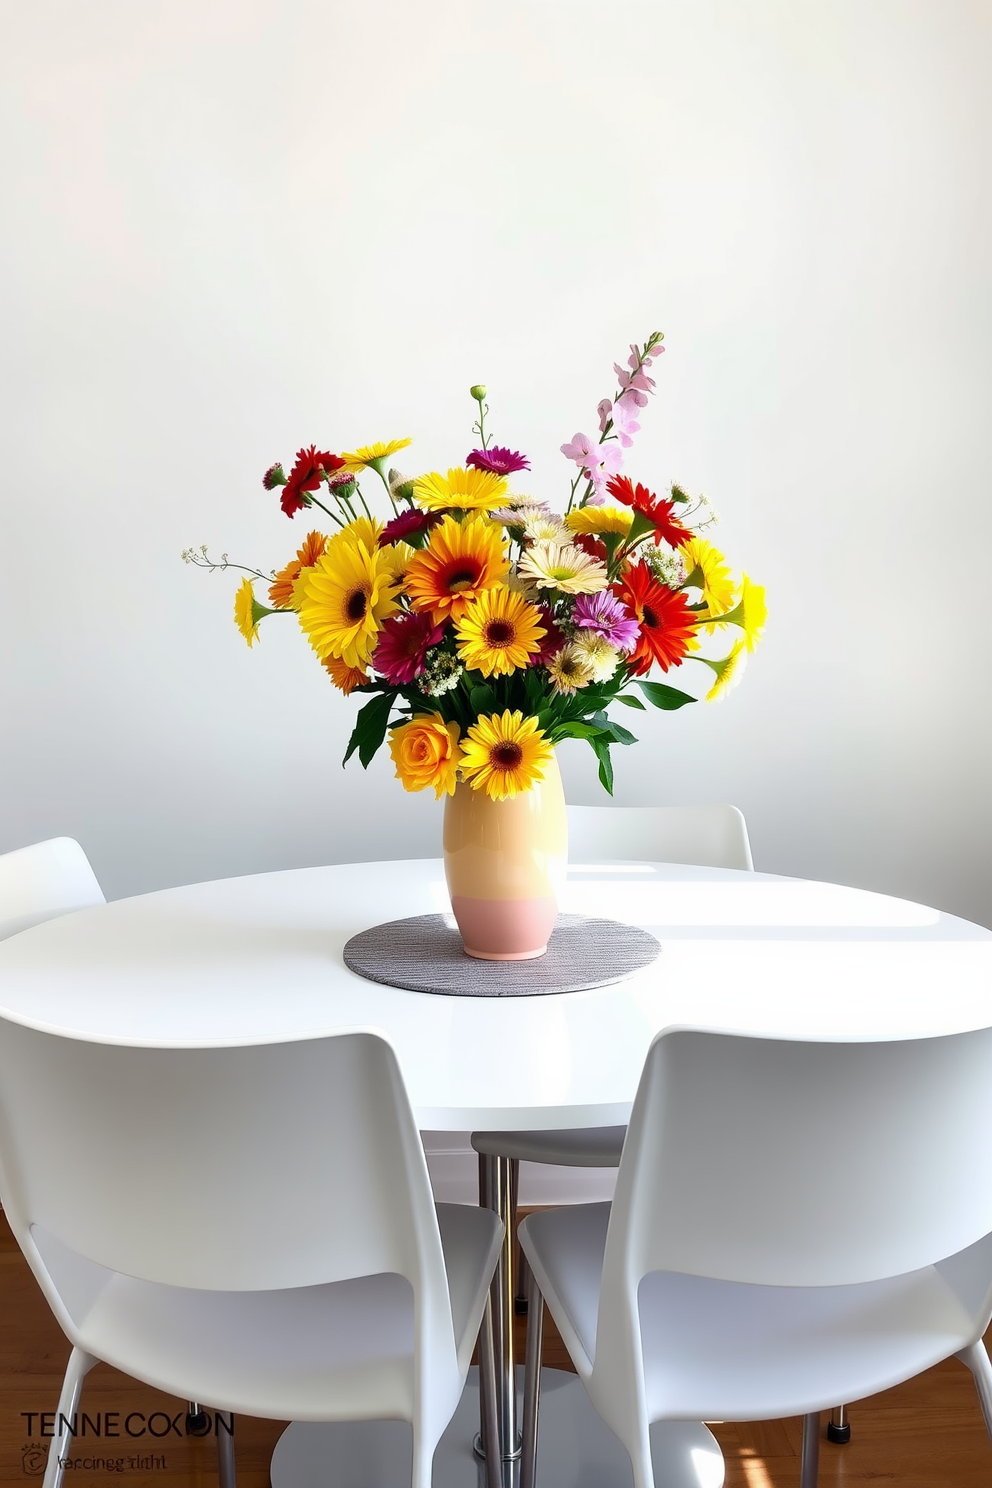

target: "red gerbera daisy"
[379,508,443,547]
[606,474,692,549]
[531,605,568,665]
[280,445,346,517]
[614,562,697,674]
[570,532,609,563]
[372,612,446,685]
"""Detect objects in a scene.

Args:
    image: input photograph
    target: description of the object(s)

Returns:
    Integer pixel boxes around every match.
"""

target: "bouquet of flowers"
[185,332,765,800]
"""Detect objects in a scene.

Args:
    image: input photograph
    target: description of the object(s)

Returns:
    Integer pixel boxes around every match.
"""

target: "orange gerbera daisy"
[322,655,368,694]
[269,531,328,609]
[405,514,510,625]
[615,561,699,675]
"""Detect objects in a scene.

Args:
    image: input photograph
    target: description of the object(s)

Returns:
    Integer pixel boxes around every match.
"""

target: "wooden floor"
[2,1211,990,1487]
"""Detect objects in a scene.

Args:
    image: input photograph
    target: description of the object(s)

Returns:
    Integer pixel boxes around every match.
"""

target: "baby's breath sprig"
[181,546,274,582]
[671,486,719,530]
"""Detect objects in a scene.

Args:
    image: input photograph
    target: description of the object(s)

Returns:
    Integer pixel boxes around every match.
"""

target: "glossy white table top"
[0,860,989,1130]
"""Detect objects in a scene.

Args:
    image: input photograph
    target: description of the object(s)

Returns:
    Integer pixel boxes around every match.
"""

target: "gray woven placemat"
[343,913,660,996]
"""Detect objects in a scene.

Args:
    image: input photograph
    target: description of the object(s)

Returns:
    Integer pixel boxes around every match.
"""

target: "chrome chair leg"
[215,1412,235,1488]
[826,1402,851,1443]
[478,1296,502,1488]
[510,1157,530,1315]
[521,1269,544,1488]
[800,1412,820,1488]
[479,1152,520,1467]
[185,1402,210,1435]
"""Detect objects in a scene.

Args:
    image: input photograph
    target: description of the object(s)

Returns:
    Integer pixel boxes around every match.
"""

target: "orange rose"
[388,714,461,798]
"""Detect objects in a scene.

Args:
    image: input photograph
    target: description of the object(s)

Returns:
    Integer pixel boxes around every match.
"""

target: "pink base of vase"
[449,894,557,962]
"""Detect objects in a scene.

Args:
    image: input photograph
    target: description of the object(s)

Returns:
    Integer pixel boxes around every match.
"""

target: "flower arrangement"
[185,332,765,801]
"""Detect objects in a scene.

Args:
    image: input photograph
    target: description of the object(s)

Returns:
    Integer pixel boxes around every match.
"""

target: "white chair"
[0,1023,504,1488]
[0,837,105,939]
[0,837,221,1438]
[471,804,754,1303]
[518,1026,992,1488]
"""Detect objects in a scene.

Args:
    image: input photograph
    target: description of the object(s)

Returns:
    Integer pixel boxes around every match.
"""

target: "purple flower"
[571,592,639,653]
[597,398,613,434]
[466,445,531,475]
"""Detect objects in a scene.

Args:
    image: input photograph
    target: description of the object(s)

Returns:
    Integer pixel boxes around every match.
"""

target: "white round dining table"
[1,858,990,1118]
[1,857,990,1488]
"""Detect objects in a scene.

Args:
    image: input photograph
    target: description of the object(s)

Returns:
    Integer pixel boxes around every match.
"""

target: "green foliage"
[636,680,696,711]
[342,690,397,769]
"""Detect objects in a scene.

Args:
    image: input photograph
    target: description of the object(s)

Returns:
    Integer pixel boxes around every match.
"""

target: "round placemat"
[343,913,660,996]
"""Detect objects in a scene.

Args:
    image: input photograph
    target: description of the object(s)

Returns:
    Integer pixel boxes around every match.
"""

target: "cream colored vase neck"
[442,755,568,961]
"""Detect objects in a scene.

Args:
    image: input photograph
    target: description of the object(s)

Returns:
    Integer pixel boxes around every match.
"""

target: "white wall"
[2,0,990,938]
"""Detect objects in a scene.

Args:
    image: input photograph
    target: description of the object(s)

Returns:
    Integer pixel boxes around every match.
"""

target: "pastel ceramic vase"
[442,755,568,960]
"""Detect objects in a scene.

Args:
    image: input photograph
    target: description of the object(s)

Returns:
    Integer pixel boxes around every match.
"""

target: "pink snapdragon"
[560,433,623,501]
[609,397,641,447]
[562,334,664,496]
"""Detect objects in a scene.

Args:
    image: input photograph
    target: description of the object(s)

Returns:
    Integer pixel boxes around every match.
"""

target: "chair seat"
[520,1202,981,1421]
[35,1202,502,1421]
[471,1126,626,1168]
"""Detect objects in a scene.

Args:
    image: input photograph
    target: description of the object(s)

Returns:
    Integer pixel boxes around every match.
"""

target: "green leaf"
[614,693,646,710]
[636,680,697,711]
[470,684,497,715]
[589,735,615,795]
[590,710,637,746]
[554,721,608,742]
[343,691,396,769]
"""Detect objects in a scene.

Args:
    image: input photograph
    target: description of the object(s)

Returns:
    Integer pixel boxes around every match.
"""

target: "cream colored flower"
[546,644,596,695]
[522,514,570,544]
[570,629,621,683]
[518,541,608,595]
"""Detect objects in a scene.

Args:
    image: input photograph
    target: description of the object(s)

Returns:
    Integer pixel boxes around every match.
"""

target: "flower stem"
[306,494,346,528]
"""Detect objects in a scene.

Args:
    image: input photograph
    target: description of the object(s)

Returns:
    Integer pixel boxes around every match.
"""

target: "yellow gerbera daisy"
[405,514,510,624]
[517,541,608,595]
[233,578,279,647]
[380,539,417,588]
[546,644,596,695]
[269,531,328,610]
[700,639,747,702]
[389,714,462,798]
[414,467,509,512]
[710,573,767,652]
[339,438,413,475]
[564,506,633,538]
[455,587,546,678]
[682,537,736,618]
[337,514,384,552]
[459,710,554,800]
[297,536,399,669]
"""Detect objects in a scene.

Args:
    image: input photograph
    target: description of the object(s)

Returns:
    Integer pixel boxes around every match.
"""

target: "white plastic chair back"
[603,1026,992,1297]
[590,1026,992,1431]
[0,1024,456,1355]
[0,838,105,939]
[566,804,753,870]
